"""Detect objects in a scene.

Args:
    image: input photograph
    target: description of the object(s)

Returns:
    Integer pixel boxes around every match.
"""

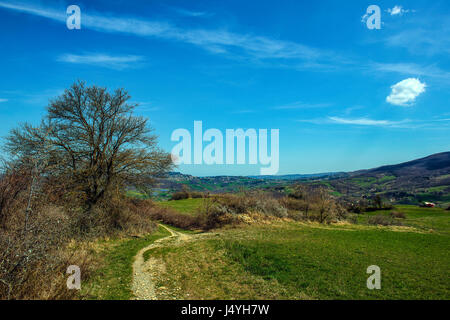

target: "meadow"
[142,200,449,300]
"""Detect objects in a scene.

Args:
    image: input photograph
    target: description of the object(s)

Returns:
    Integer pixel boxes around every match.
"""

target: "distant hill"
[158,152,450,204]
[357,152,450,176]
[249,172,347,180]
[328,152,450,204]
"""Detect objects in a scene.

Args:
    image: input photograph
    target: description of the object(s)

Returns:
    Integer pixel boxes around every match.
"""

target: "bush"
[0,169,157,299]
[347,214,358,224]
[288,185,308,200]
[279,197,306,211]
[347,202,367,214]
[140,200,201,230]
[214,193,287,218]
[254,197,288,218]
[69,196,157,238]
[390,211,406,219]
[0,205,94,300]
[199,199,236,230]
[170,191,190,200]
[190,192,204,199]
[0,167,31,228]
[368,214,402,226]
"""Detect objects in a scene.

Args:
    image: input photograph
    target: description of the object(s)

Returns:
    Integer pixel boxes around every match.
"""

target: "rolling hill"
[155,152,450,205]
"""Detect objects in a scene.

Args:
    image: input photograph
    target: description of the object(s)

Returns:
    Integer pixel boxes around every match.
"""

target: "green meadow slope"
[145,202,450,300]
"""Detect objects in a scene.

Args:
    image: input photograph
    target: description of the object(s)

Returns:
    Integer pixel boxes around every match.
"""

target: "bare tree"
[312,187,336,223]
[5,81,173,211]
[289,184,312,219]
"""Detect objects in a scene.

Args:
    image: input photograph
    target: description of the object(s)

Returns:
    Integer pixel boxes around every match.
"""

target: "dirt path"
[131,224,193,300]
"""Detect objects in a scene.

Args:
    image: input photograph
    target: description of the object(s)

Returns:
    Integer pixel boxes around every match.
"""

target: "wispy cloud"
[132,101,160,112]
[329,117,399,126]
[273,101,332,110]
[297,117,408,127]
[371,62,450,80]
[172,7,211,18]
[0,1,338,67]
[57,53,145,70]
[231,109,256,114]
[297,116,450,129]
[20,89,65,105]
[383,21,450,56]
[0,98,8,103]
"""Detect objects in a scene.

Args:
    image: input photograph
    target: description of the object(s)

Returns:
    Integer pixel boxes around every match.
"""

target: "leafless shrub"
[0,205,80,300]
[390,211,406,219]
[368,214,402,226]
[170,191,190,200]
[198,198,236,230]
[0,167,31,228]
[190,192,205,198]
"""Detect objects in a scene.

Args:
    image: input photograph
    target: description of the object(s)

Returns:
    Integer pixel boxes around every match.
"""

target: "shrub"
[170,191,190,200]
[199,199,235,230]
[142,200,200,230]
[279,197,305,211]
[190,192,204,199]
[368,214,402,226]
[0,205,94,300]
[254,197,288,218]
[215,194,252,214]
[390,211,406,219]
[0,167,31,228]
[347,202,367,214]
[347,214,358,224]
[213,193,288,218]
[288,185,308,200]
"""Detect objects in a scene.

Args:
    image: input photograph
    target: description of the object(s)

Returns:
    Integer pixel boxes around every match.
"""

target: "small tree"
[289,185,312,218]
[311,187,336,223]
[5,81,173,211]
[373,194,383,209]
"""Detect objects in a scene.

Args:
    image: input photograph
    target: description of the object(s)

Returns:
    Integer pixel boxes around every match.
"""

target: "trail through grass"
[82,225,171,299]
[146,218,450,299]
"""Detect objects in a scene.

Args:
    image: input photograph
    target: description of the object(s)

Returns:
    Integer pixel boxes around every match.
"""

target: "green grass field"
[358,205,450,234]
[157,198,204,216]
[146,205,449,300]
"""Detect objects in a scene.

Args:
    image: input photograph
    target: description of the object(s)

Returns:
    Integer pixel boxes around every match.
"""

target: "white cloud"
[386,78,426,106]
[329,117,396,126]
[57,53,144,70]
[387,6,410,16]
[0,98,8,103]
[386,6,415,16]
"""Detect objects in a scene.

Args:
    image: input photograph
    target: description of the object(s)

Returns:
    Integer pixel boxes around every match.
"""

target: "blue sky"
[0,0,449,176]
